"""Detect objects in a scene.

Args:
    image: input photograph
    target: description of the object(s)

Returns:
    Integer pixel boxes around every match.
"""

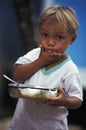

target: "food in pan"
[9,83,58,100]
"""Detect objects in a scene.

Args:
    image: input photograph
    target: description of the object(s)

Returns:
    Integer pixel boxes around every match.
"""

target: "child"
[9,4,83,130]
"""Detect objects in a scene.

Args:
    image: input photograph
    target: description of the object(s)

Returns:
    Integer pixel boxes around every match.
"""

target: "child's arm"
[44,87,82,109]
[13,57,45,81]
[13,46,65,81]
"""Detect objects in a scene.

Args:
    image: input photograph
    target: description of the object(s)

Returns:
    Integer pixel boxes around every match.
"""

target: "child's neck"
[45,55,68,70]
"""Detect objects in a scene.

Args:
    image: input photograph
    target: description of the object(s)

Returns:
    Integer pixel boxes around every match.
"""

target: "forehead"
[40,21,67,34]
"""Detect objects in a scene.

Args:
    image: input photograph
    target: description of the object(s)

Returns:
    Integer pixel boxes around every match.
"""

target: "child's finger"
[58,87,65,95]
[40,44,45,53]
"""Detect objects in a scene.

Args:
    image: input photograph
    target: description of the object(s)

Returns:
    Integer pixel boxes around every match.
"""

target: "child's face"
[39,21,73,54]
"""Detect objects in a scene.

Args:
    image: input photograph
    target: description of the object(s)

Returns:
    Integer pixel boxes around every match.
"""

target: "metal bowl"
[8,83,58,100]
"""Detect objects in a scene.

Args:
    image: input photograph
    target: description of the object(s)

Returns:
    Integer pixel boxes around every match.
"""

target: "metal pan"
[8,83,58,99]
[3,74,58,99]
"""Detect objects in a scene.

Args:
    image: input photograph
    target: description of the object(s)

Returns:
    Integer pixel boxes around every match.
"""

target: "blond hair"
[39,4,79,37]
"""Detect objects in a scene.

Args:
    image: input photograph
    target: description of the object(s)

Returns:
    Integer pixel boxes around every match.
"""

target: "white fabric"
[9,47,83,130]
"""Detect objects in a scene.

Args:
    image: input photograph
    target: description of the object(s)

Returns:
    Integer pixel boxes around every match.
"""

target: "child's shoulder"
[27,47,40,55]
[65,57,79,74]
[24,47,41,61]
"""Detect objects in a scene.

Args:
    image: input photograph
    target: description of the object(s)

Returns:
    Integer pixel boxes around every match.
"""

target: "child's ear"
[70,35,77,44]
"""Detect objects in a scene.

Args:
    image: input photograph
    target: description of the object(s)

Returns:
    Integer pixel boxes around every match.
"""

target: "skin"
[39,22,73,69]
[13,21,82,109]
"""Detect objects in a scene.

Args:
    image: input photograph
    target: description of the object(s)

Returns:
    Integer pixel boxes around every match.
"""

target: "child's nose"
[47,39,55,47]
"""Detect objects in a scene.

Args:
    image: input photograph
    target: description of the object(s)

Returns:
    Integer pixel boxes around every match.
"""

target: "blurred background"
[0,0,86,130]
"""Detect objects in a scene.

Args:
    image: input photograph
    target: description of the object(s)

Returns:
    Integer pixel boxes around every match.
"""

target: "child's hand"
[43,87,82,109]
[39,44,66,66]
[43,87,66,106]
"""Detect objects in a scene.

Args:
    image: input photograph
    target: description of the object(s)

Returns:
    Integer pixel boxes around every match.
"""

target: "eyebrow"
[40,27,67,35]
[41,29,64,33]
[40,28,47,31]
[56,32,65,35]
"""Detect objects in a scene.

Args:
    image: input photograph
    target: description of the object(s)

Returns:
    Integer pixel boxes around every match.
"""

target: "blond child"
[9,4,83,130]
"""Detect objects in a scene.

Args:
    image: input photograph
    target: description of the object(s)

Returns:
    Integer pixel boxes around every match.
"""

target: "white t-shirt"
[9,47,83,130]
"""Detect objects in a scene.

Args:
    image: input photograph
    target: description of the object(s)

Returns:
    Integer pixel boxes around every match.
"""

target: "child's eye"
[42,33,48,38]
[56,35,64,40]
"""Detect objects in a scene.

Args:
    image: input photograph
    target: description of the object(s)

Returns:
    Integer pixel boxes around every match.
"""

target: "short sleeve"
[63,74,83,101]
[15,47,41,65]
